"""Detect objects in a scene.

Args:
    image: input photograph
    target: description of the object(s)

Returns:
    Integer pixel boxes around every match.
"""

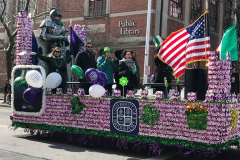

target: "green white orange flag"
[217,24,238,61]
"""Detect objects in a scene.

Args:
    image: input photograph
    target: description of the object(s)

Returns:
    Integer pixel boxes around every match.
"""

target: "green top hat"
[153,35,163,48]
[103,47,113,55]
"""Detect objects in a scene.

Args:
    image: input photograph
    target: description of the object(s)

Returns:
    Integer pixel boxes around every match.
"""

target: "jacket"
[97,56,117,84]
[75,50,96,73]
[36,54,67,84]
[118,60,137,88]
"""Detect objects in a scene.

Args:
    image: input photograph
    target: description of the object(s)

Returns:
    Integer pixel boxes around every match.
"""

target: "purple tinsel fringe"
[20,127,222,157]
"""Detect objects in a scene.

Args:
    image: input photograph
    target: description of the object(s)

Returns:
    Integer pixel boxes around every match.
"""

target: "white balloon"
[89,84,106,98]
[25,70,43,88]
[46,72,62,89]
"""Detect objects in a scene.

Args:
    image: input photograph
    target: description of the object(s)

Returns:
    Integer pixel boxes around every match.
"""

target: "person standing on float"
[30,47,67,93]
[131,50,141,91]
[118,51,137,96]
[75,42,96,95]
[97,47,117,96]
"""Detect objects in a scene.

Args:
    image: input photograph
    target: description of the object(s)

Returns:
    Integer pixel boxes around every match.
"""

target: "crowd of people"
[75,42,141,97]
[8,40,172,98]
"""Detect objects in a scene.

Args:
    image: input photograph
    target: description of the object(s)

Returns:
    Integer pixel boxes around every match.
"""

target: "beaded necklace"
[53,56,62,68]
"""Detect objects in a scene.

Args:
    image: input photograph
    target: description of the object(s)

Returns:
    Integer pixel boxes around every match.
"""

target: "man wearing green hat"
[97,47,117,96]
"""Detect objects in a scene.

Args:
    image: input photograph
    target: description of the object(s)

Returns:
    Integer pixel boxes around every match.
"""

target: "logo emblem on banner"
[110,99,139,135]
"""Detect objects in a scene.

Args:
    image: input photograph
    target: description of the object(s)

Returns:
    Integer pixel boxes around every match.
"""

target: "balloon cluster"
[13,70,43,104]
[14,69,63,104]
[85,68,108,98]
[71,66,108,98]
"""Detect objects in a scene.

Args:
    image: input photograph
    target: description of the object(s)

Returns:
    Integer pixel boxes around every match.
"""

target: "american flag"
[158,12,210,79]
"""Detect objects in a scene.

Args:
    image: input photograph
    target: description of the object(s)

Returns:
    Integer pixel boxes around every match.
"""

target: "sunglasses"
[87,46,92,48]
[55,51,61,53]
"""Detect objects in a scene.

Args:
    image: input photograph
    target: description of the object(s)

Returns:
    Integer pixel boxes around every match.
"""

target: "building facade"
[0,0,237,90]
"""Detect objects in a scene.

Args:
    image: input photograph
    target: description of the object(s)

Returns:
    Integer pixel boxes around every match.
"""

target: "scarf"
[120,58,136,71]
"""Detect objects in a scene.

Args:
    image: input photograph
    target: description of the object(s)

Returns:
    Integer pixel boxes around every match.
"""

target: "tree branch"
[32,11,49,18]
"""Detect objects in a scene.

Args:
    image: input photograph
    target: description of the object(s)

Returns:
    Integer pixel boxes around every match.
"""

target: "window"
[169,0,182,19]
[89,0,106,17]
[209,0,218,32]
[191,0,202,22]
[223,0,235,30]
[18,0,26,12]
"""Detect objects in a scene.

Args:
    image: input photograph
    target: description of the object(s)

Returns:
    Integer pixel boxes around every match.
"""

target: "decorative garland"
[141,104,160,126]
[70,97,86,114]
[230,107,239,131]
[12,122,240,151]
[11,65,46,117]
[185,103,208,130]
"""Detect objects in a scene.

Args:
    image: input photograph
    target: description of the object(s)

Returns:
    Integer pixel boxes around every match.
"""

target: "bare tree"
[0,0,53,80]
[0,0,19,80]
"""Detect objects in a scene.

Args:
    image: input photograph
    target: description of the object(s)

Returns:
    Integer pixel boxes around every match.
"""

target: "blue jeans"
[3,92,6,102]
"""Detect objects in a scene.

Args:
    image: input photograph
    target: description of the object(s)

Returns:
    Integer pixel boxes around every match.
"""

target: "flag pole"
[143,0,152,84]
[234,1,239,74]
[204,0,209,68]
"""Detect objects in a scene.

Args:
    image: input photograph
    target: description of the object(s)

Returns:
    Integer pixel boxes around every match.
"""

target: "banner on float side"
[110,99,139,135]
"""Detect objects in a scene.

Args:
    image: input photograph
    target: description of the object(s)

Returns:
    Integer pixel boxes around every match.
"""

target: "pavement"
[0,99,11,108]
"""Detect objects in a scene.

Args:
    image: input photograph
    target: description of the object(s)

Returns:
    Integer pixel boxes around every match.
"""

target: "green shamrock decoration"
[70,97,86,115]
[119,77,128,86]
[141,104,160,126]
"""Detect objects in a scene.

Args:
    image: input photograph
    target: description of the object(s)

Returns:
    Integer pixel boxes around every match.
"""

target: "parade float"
[10,11,239,157]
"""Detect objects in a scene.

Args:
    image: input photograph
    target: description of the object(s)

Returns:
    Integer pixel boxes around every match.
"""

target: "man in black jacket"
[75,42,96,94]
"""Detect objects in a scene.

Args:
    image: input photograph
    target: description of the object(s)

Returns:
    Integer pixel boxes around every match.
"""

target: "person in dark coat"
[118,51,137,96]
[2,79,8,103]
[30,47,67,93]
[75,42,96,95]
[153,48,172,91]
[114,49,123,90]
[131,50,140,90]
[6,82,11,105]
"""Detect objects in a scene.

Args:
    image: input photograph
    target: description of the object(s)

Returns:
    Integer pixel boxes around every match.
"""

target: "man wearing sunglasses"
[75,42,96,94]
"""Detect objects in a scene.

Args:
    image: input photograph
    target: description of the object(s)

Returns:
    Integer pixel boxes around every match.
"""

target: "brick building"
[0,0,237,91]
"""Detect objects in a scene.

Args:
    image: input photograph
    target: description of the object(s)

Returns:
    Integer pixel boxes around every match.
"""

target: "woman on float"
[118,50,137,97]
[97,47,117,96]
[30,47,67,92]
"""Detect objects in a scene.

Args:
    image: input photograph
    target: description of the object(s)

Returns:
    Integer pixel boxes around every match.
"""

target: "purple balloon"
[23,87,42,104]
[97,71,108,86]
[150,74,155,83]
[85,68,98,83]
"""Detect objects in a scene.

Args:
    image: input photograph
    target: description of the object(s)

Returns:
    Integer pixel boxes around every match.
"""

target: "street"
[0,106,240,160]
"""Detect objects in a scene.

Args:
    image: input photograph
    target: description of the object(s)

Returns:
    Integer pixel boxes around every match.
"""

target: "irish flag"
[217,24,238,61]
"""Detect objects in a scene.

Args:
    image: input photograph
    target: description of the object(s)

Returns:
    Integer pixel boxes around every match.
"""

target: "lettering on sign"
[118,20,141,36]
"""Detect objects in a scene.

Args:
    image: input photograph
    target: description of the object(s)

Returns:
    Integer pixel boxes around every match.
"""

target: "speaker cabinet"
[185,68,208,101]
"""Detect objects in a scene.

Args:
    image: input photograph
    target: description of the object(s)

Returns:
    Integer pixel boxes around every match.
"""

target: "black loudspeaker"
[231,72,239,94]
[185,68,208,101]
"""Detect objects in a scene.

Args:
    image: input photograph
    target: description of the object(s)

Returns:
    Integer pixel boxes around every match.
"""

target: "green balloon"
[71,65,84,79]
[14,76,27,87]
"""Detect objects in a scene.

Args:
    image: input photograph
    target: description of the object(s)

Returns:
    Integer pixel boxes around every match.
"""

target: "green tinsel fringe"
[12,122,240,151]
